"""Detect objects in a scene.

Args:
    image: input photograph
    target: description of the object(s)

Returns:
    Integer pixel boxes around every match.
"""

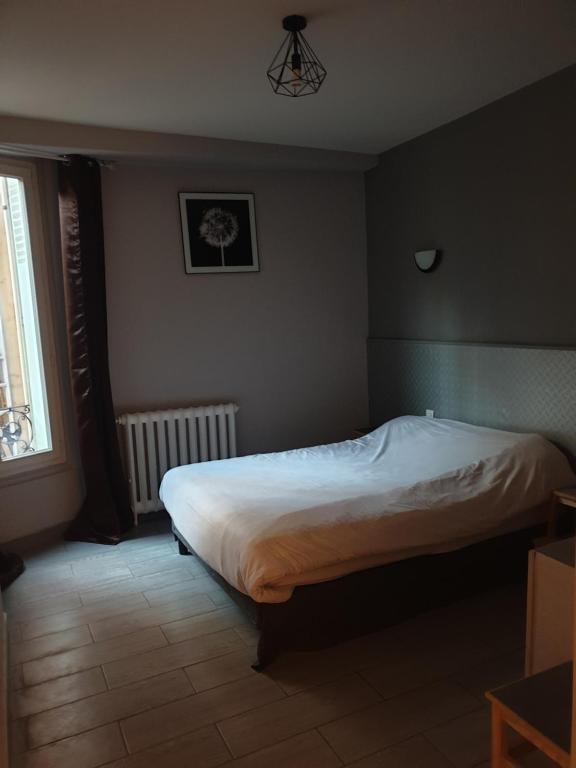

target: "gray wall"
[369,339,576,456]
[366,64,576,347]
[103,164,368,455]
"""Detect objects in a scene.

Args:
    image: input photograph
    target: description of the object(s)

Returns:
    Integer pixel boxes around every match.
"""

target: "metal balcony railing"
[0,405,34,460]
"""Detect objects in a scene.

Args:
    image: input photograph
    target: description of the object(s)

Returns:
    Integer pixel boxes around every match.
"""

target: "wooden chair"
[486,663,571,767]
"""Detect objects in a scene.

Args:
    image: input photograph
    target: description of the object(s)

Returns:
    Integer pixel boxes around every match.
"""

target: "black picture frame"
[179,192,260,274]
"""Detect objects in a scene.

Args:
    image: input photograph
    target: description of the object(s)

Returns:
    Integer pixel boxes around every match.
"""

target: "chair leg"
[491,705,509,768]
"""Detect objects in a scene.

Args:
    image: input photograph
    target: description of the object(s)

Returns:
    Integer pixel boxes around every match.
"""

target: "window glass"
[0,174,51,462]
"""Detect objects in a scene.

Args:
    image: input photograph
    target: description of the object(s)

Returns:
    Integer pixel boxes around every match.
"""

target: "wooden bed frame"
[172,520,542,670]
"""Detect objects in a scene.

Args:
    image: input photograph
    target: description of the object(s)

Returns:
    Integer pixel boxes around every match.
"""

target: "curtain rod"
[0,144,115,168]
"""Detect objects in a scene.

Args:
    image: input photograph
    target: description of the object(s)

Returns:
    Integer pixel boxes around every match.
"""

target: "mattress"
[159,416,575,603]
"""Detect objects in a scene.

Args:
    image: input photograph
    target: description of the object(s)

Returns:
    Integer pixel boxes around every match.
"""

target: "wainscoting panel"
[368,339,576,456]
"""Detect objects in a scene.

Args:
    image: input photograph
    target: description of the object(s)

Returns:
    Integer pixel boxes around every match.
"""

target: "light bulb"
[290,50,302,91]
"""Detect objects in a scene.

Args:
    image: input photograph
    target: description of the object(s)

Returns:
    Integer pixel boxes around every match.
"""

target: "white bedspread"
[159,416,575,603]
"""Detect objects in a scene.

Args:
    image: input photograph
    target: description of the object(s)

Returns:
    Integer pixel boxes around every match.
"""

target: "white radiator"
[117,403,239,519]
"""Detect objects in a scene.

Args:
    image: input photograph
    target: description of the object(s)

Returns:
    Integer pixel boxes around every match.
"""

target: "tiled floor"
[3,519,553,768]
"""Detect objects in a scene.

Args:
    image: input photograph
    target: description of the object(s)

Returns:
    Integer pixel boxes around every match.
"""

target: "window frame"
[0,157,66,484]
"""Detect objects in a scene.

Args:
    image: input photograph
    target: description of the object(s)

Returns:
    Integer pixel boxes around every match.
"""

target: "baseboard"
[1,521,68,555]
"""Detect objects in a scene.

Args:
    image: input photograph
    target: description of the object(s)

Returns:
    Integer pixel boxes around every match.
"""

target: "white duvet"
[159,416,575,603]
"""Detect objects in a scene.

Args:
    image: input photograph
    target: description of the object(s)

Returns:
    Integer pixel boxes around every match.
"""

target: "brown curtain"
[59,155,132,544]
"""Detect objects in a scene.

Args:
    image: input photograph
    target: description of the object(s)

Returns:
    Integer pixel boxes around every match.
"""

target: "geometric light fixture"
[267,15,327,97]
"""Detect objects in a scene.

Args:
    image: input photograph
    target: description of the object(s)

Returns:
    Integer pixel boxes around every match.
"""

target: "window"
[0,159,64,479]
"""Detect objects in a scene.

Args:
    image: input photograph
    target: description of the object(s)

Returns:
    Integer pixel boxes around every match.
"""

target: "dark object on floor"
[173,521,539,670]
[0,551,25,590]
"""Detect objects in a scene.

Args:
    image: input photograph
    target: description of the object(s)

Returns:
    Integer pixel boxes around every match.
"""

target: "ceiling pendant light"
[267,15,327,97]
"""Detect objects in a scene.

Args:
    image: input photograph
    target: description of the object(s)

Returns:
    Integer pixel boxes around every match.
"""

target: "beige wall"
[1,156,368,544]
[103,164,369,454]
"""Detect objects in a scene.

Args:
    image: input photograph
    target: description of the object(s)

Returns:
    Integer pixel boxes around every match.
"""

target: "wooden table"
[486,662,571,767]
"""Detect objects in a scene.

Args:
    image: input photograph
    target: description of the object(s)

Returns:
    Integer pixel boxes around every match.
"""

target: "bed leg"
[177,540,191,556]
[251,634,277,672]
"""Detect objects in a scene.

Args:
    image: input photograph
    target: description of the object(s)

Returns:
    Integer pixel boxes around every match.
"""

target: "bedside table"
[546,487,576,541]
[525,538,574,676]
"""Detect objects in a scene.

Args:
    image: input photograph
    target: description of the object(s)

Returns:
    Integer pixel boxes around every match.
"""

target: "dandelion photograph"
[179,192,259,274]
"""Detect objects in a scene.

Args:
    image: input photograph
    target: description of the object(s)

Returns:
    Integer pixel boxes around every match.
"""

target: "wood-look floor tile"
[451,649,524,702]
[8,565,134,604]
[185,649,256,693]
[218,674,380,758]
[511,754,557,767]
[104,628,245,689]
[220,730,341,768]
[67,541,173,563]
[208,589,235,607]
[116,534,173,552]
[27,669,193,747]
[72,566,137,589]
[10,717,28,756]
[7,528,530,768]
[121,674,284,753]
[19,545,74,570]
[23,626,167,686]
[90,593,216,642]
[16,722,126,768]
[78,569,200,604]
[128,555,205,578]
[233,624,259,648]
[113,544,176,565]
[425,708,494,768]
[466,756,559,768]
[11,668,108,719]
[21,593,149,640]
[143,576,223,605]
[9,664,24,691]
[273,628,426,695]
[347,735,452,767]
[16,564,73,586]
[162,606,247,644]
[70,556,126,577]
[10,625,93,665]
[319,681,480,764]
[359,635,497,701]
[65,542,121,558]
[6,592,83,622]
[103,725,230,768]
[267,647,360,696]
[66,545,170,570]
[8,621,22,643]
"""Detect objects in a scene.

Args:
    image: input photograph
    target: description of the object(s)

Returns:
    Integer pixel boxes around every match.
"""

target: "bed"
[160,416,575,667]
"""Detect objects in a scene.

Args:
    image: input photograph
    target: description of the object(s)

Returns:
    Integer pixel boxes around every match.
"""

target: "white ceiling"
[0,0,575,155]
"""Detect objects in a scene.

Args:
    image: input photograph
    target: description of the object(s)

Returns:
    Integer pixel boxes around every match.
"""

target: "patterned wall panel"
[368,339,576,456]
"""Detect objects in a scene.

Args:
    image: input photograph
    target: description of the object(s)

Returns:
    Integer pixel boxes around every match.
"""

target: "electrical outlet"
[425,409,435,418]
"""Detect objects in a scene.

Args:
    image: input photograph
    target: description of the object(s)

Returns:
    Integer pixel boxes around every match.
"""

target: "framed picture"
[179,192,260,274]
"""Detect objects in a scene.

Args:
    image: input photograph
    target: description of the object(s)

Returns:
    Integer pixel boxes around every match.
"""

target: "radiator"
[117,403,239,518]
